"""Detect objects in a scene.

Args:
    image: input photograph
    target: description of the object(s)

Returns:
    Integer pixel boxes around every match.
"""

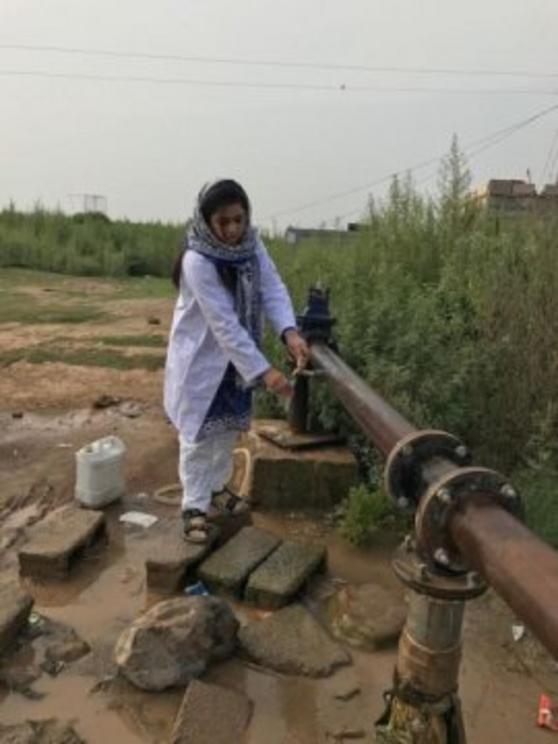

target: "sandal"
[211,486,250,516]
[182,509,217,544]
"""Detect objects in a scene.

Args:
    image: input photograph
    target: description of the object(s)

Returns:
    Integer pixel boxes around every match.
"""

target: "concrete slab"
[171,680,252,744]
[245,540,326,608]
[0,581,34,654]
[145,519,214,593]
[198,526,281,596]
[238,603,351,677]
[245,421,358,509]
[18,505,105,579]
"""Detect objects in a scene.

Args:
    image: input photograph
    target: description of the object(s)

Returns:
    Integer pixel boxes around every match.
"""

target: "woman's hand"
[283,329,310,371]
[262,367,293,399]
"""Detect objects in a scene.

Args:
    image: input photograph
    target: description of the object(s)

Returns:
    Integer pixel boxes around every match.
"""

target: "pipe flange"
[415,467,524,573]
[385,430,472,510]
[392,539,487,600]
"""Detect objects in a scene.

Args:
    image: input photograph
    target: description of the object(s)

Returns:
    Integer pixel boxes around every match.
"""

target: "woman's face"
[209,203,248,246]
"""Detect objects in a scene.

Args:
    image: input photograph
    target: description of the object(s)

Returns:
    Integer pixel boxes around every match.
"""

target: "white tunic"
[164,242,296,442]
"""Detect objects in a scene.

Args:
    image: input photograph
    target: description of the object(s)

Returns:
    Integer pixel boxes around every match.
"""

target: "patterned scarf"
[185,185,263,351]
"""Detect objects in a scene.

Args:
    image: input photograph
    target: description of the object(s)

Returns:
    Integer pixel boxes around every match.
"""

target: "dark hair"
[172,179,250,289]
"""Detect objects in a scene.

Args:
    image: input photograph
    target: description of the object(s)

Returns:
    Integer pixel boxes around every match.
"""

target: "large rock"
[171,680,252,744]
[18,505,105,579]
[245,540,326,608]
[0,720,83,743]
[239,603,351,677]
[328,583,407,650]
[0,581,33,654]
[114,596,238,691]
[198,526,281,596]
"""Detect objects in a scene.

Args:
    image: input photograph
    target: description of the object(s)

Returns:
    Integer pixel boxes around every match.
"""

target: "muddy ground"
[0,269,557,742]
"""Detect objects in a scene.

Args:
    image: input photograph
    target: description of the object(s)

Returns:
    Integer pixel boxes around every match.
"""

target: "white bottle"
[75,436,126,509]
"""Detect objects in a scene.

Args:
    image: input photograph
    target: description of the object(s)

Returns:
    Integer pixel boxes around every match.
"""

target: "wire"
[1,42,558,80]
[271,102,558,220]
[0,68,557,97]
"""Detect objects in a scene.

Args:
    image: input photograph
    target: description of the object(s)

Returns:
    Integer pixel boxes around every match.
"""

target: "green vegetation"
[1,142,558,544]
[0,344,165,371]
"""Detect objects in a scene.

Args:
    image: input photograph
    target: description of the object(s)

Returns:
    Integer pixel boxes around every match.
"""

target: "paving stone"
[0,581,34,654]
[18,505,105,579]
[245,540,326,608]
[145,519,215,593]
[198,526,281,596]
[171,680,252,744]
[239,603,351,677]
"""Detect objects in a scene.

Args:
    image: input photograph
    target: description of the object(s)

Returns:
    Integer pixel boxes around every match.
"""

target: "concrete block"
[171,680,252,744]
[245,540,326,608]
[246,421,358,510]
[0,581,34,654]
[18,505,105,579]
[198,526,281,596]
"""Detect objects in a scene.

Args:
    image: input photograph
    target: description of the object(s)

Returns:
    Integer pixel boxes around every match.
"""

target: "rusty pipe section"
[451,502,558,660]
[310,343,416,455]
[311,340,558,660]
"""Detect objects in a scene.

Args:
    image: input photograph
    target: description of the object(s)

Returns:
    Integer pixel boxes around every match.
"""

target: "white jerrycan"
[75,436,126,509]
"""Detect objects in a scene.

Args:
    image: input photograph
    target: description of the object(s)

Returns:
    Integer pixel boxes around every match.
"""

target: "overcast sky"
[1,1,558,229]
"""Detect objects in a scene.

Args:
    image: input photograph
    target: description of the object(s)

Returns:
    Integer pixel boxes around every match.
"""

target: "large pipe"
[451,503,558,660]
[310,341,558,660]
[310,343,416,455]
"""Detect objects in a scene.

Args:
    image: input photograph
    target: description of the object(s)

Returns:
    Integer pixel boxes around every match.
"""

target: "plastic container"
[75,436,126,509]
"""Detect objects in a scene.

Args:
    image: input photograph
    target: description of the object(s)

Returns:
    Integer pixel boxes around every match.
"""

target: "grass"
[0,344,165,371]
[96,334,167,348]
[0,291,108,324]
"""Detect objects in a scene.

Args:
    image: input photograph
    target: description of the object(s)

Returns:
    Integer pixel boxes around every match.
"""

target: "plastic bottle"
[75,436,126,509]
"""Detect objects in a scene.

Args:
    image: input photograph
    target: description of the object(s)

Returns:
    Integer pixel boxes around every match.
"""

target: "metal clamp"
[385,430,472,510]
[415,467,524,573]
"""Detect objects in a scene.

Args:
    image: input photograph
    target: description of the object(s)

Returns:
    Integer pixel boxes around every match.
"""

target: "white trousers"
[178,431,238,513]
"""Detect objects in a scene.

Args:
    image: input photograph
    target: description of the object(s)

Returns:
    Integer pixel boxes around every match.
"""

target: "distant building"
[473,179,558,213]
[285,225,364,246]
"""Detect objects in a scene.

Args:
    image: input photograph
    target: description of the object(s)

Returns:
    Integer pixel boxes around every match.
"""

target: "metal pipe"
[311,340,558,660]
[310,343,416,455]
[451,502,558,660]
[288,374,309,434]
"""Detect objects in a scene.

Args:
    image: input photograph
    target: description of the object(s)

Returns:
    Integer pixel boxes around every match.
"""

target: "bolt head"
[467,571,481,588]
[455,445,469,460]
[418,563,430,582]
[434,547,450,566]
[501,484,517,500]
[397,496,410,509]
[437,488,452,505]
[402,444,413,457]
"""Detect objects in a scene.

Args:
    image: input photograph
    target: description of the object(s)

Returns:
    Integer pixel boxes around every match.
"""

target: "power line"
[272,102,558,221]
[1,42,558,80]
[0,68,557,96]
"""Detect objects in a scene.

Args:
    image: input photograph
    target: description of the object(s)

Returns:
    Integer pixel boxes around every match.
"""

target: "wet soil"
[1,271,557,742]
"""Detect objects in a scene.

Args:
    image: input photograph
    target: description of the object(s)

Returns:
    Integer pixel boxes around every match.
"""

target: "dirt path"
[1,270,557,742]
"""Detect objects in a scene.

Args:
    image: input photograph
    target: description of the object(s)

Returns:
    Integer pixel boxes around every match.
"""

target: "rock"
[171,680,252,744]
[0,581,34,654]
[239,603,351,677]
[11,411,24,419]
[119,401,143,419]
[329,583,406,651]
[92,394,121,409]
[0,720,84,743]
[245,540,326,608]
[18,505,106,579]
[0,664,42,694]
[114,596,238,691]
[198,526,281,596]
[45,636,90,665]
[330,727,366,740]
[147,316,161,325]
